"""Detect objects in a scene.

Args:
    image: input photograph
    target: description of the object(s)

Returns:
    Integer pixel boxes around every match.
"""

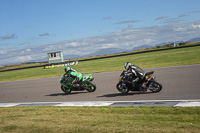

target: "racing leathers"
[127,65,145,87]
[64,68,82,88]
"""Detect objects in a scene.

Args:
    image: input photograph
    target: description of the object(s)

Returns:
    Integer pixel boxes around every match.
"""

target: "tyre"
[148,80,162,92]
[116,82,129,94]
[61,85,71,94]
[86,82,96,92]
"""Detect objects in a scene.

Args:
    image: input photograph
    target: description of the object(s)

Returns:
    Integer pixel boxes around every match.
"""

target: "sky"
[0,0,200,65]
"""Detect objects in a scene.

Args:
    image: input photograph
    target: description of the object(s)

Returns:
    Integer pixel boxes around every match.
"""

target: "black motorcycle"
[116,69,162,94]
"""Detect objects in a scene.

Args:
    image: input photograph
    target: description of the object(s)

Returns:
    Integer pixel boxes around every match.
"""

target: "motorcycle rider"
[124,62,145,90]
[64,66,82,88]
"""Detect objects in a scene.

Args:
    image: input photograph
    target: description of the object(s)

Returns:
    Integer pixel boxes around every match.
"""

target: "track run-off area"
[0,64,200,107]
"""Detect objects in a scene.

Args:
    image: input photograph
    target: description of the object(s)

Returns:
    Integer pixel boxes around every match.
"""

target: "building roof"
[47,51,62,54]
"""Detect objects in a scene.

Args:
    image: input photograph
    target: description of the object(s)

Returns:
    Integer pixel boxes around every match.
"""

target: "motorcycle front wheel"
[61,85,71,94]
[116,82,129,94]
[148,80,162,93]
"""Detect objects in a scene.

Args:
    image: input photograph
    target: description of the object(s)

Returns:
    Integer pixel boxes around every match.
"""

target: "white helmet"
[124,62,131,70]
[65,66,71,72]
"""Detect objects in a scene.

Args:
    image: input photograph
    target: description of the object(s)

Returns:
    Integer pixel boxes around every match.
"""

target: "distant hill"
[155,42,170,47]
[82,45,155,58]
[64,54,81,60]
[188,37,200,42]
[132,45,153,51]
[28,57,47,63]
[41,37,200,61]
[84,48,126,57]
[46,37,200,61]
[154,37,200,47]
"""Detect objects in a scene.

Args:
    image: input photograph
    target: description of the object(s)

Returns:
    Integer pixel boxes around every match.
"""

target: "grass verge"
[0,46,200,82]
[0,106,200,133]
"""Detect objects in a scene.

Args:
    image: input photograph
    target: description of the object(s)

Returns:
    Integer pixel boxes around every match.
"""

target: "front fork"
[145,77,155,88]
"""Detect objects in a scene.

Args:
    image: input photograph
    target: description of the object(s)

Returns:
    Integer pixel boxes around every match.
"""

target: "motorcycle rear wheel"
[86,82,96,92]
[148,80,162,92]
[116,82,129,94]
[61,85,71,94]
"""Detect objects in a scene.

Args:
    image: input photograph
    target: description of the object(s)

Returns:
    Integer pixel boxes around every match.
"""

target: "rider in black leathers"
[124,62,145,89]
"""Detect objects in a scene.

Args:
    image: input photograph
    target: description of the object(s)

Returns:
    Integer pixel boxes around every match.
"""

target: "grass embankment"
[0,106,200,133]
[0,46,200,82]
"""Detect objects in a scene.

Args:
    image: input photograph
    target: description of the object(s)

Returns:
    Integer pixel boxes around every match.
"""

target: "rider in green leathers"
[64,66,83,88]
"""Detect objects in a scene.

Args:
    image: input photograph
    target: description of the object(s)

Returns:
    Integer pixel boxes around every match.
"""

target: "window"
[51,53,57,58]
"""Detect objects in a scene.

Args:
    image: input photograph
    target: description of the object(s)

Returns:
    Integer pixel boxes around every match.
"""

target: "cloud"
[39,32,50,37]
[173,27,185,32]
[0,34,17,40]
[190,24,200,30]
[20,48,32,54]
[1,20,200,66]
[0,46,48,65]
[178,14,188,17]
[103,16,112,20]
[155,16,168,20]
[128,24,133,28]
[164,18,182,24]
[189,10,200,14]
[115,20,139,24]
[173,23,200,32]
[0,50,7,55]
[15,56,32,62]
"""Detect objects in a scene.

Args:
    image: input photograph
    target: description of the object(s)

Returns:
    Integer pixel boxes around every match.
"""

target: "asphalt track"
[0,64,200,103]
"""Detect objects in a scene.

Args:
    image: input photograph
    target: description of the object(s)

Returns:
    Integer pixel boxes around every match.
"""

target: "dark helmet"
[65,66,71,72]
[124,62,131,70]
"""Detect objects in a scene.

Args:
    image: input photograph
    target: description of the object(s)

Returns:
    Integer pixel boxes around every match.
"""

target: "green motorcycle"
[60,73,96,94]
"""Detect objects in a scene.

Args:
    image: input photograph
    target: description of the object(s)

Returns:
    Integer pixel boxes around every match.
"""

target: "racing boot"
[139,84,147,92]
[127,80,135,87]
[74,83,81,89]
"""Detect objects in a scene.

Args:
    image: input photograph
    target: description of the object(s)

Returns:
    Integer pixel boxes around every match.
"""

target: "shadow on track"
[97,91,154,98]
[46,91,88,96]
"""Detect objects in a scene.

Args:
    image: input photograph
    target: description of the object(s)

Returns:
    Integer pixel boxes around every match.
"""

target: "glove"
[126,72,132,77]
[63,77,69,83]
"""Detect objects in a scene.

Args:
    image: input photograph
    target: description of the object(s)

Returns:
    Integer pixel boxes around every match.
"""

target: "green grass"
[1,44,200,133]
[0,106,200,133]
[0,46,200,82]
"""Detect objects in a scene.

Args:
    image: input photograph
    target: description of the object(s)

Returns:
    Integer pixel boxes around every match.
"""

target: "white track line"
[1,100,200,107]
[174,102,200,107]
[55,101,114,106]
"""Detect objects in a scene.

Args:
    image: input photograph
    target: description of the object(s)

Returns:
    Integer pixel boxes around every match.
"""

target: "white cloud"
[67,42,79,47]
[190,24,200,30]
[26,49,31,52]
[102,43,114,49]
[0,50,7,55]
[143,39,155,44]
[174,27,185,32]
[16,56,32,62]
[1,20,200,66]
[21,49,32,54]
